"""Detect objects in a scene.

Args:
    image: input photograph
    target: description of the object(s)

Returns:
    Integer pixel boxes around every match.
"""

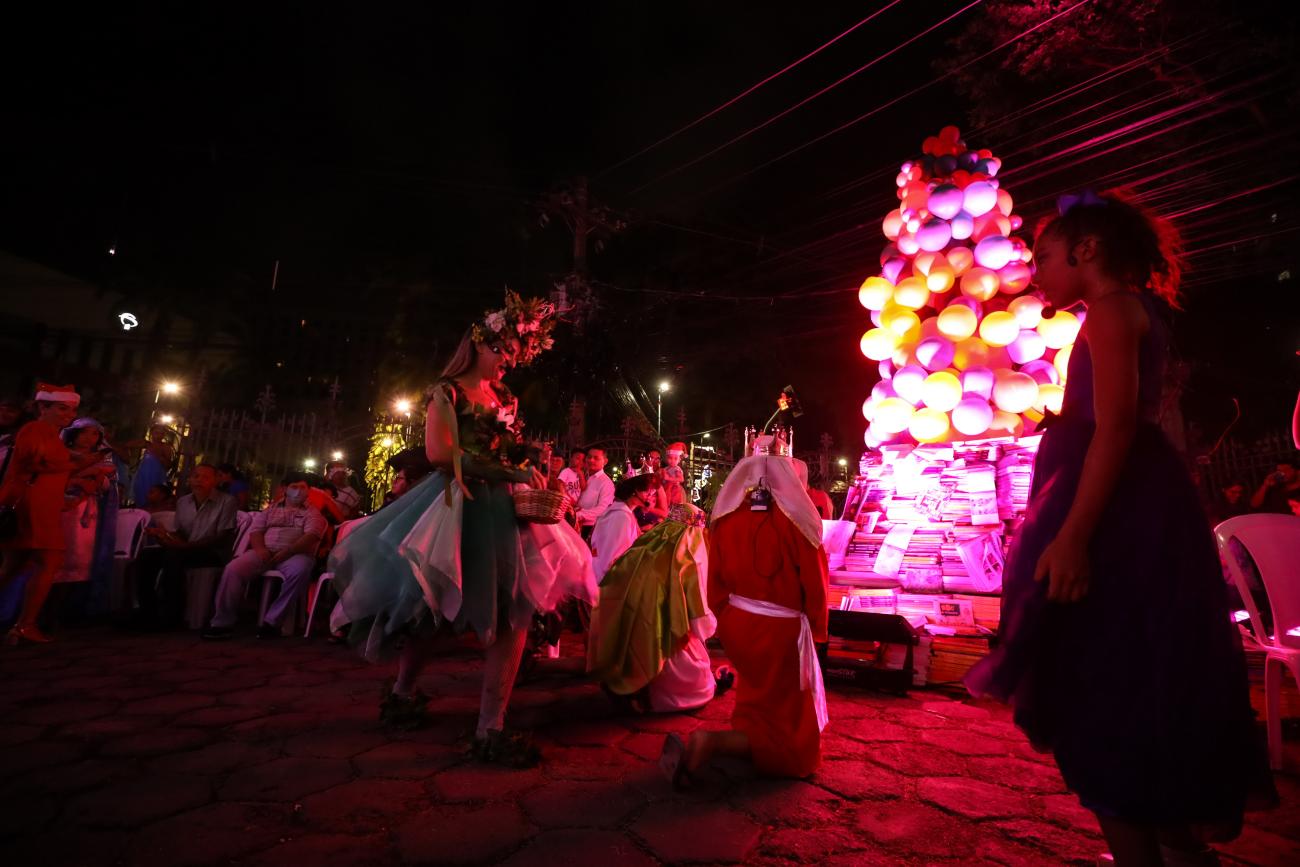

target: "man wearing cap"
[202,472,326,640]
[324,460,362,519]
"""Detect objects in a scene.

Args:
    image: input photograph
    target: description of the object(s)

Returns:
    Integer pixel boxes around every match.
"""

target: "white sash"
[727,593,828,732]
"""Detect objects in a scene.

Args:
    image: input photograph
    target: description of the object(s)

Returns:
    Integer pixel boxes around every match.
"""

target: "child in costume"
[966,192,1274,863]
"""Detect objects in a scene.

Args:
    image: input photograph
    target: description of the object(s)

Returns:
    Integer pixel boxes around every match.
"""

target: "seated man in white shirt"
[575,448,614,542]
[324,460,362,519]
[202,473,327,640]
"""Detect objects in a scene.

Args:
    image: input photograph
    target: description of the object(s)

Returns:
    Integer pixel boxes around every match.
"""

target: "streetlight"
[159,414,175,425]
[304,458,318,470]
[656,381,671,437]
[154,380,182,405]
[380,437,394,449]
[331,450,344,462]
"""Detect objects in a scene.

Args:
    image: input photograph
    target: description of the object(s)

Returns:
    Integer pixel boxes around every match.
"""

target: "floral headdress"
[471,290,557,366]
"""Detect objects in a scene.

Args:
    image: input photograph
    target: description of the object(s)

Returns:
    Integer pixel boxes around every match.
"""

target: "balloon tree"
[859,126,1079,447]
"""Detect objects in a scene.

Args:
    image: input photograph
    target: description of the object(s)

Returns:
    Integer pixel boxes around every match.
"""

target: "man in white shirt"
[576,448,614,540]
[325,461,362,519]
[558,449,586,504]
[203,473,326,640]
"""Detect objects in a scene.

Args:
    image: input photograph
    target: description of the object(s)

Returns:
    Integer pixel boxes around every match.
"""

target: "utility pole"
[537,176,628,329]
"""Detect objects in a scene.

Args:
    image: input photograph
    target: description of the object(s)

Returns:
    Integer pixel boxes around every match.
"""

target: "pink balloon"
[963,181,998,217]
[961,366,995,399]
[927,184,964,220]
[915,336,956,371]
[1019,359,1059,386]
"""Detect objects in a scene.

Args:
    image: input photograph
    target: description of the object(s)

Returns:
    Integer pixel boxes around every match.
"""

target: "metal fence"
[182,409,340,508]
[1197,427,1299,498]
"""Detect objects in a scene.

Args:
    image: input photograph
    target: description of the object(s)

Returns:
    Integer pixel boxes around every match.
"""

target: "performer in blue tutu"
[328,292,595,767]
[966,191,1274,865]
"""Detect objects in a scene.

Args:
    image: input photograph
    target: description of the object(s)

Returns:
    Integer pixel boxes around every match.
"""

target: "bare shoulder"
[1085,291,1148,343]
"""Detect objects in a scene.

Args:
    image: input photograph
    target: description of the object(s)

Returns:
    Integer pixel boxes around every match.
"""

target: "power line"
[597,1,908,178]
[629,0,984,194]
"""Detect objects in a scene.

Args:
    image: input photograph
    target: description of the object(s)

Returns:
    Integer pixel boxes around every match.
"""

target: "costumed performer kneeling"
[587,480,718,714]
[660,449,829,785]
[327,292,595,768]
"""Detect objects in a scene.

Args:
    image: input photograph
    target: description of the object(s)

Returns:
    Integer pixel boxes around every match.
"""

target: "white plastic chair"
[1215,514,1300,770]
[114,509,151,560]
[184,511,256,630]
[149,510,177,535]
[304,516,367,637]
[257,522,329,635]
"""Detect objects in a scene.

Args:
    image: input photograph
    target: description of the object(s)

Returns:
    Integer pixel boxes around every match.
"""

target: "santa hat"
[667,442,686,457]
[34,382,80,406]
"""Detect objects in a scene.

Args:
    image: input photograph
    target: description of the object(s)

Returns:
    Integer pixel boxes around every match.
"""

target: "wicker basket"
[512,488,568,525]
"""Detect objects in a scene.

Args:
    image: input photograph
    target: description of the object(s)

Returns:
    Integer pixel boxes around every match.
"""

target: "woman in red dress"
[0,384,91,644]
[661,454,829,782]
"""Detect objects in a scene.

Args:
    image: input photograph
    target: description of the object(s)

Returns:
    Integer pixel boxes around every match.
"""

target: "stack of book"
[926,634,992,685]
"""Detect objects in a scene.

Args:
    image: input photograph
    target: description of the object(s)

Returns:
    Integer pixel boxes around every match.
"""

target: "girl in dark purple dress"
[966,192,1273,865]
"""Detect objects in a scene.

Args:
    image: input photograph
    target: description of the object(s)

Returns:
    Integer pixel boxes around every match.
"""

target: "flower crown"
[471,290,557,366]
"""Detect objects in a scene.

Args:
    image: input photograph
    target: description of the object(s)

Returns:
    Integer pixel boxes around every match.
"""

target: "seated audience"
[1250,460,1300,514]
[143,483,176,514]
[325,460,362,519]
[201,472,325,640]
[216,463,251,509]
[134,463,238,629]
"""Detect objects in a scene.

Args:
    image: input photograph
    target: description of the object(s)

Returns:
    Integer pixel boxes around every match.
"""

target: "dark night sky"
[3,2,1297,452]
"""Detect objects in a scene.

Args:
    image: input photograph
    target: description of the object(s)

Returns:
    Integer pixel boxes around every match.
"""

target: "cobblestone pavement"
[1,627,1295,866]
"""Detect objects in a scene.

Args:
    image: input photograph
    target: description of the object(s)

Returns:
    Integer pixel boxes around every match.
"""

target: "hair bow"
[1057,188,1107,216]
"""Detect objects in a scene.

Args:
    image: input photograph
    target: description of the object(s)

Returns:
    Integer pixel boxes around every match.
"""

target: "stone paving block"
[11,699,118,727]
[812,758,910,801]
[919,727,1010,756]
[30,757,139,794]
[244,832,396,867]
[430,764,546,802]
[545,719,632,748]
[57,714,165,740]
[891,708,956,729]
[621,731,670,762]
[822,731,878,760]
[298,777,429,830]
[267,670,335,688]
[173,704,270,727]
[99,726,212,757]
[1219,824,1300,866]
[520,779,647,828]
[0,791,56,835]
[125,802,294,867]
[396,802,534,865]
[0,738,85,772]
[177,673,270,693]
[632,800,763,863]
[154,667,218,684]
[89,684,174,702]
[227,711,322,740]
[500,829,658,867]
[222,684,307,708]
[284,729,388,759]
[855,799,980,857]
[5,827,131,867]
[758,826,867,862]
[994,818,1106,863]
[968,755,1067,793]
[921,699,994,721]
[731,779,847,826]
[353,740,463,780]
[219,756,354,802]
[148,740,280,775]
[624,712,704,734]
[1041,792,1103,834]
[916,776,1036,820]
[838,719,913,743]
[121,692,217,716]
[66,773,212,828]
[865,741,967,777]
[543,745,636,782]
